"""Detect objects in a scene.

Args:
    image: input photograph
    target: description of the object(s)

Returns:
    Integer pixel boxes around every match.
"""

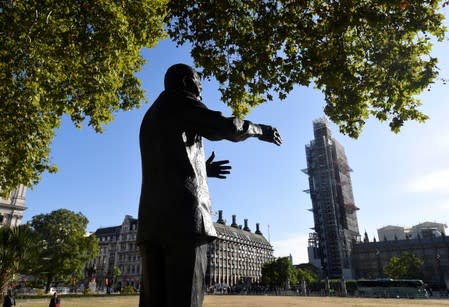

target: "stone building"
[89,212,273,291]
[377,222,447,241]
[377,225,407,241]
[353,223,449,289]
[206,211,273,288]
[90,215,141,290]
[0,185,26,227]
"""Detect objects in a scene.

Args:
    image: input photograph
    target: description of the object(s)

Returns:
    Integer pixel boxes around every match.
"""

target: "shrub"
[121,286,137,295]
[83,288,92,295]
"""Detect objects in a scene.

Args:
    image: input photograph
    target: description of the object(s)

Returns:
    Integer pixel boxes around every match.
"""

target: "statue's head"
[164,63,202,99]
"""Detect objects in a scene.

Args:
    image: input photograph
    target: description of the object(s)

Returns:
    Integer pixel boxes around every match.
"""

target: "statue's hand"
[258,125,282,146]
[206,151,231,179]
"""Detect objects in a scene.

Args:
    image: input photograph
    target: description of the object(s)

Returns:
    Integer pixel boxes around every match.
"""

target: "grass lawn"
[15,295,449,307]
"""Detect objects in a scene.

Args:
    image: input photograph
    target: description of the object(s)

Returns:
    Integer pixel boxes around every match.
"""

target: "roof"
[412,222,447,229]
[378,225,404,231]
[122,215,138,228]
[213,222,271,247]
[95,225,121,237]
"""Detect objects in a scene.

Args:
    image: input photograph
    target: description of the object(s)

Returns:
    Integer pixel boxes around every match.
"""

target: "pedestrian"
[2,290,15,307]
[48,292,60,307]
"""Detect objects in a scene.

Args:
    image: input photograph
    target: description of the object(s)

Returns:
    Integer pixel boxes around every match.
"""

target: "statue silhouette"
[138,63,281,307]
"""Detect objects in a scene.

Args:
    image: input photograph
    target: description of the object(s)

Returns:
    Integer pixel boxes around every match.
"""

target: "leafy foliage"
[0,0,167,194]
[28,209,99,292]
[383,252,424,279]
[121,285,137,294]
[262,258,320,289]
[1,1,447,194]
[166,0,446,137]
[111,265,121,289]
[296,263,320,285]
[0,225,35,293]
[262,256,297,288]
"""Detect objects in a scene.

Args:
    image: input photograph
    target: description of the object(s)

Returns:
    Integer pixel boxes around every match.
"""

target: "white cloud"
[272,234,309,264]
[407,168,449,193]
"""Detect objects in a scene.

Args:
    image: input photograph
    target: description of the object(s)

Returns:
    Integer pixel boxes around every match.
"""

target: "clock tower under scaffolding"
[303,118,360,279]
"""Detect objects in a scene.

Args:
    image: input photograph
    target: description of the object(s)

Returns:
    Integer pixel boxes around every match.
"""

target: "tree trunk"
[0,268,13,297]
[46,275,53,293]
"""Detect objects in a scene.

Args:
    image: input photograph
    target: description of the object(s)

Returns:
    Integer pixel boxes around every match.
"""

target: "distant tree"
[1,0,447,194]
[296,263,320,284]
[262,257,296,289]
[111,265,121,290]
[384,252,424,280]
[0,225,35,294]
[29,209,99,292]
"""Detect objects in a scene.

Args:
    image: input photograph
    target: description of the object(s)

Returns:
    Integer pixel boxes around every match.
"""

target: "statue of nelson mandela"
[138,63,282,307]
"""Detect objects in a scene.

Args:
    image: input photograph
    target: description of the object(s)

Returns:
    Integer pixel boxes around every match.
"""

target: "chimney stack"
[231,215,238,228]
[217,210,225,225]
[243,219,251,232]
[255,223,263,235]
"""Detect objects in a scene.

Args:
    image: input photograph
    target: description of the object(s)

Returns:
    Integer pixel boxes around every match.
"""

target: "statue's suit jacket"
[137,90,264,246]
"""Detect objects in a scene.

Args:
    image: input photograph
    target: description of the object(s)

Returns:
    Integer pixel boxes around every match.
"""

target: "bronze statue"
[137,63,281,307]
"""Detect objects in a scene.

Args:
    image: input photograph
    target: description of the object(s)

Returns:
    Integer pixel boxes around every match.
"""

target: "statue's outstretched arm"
[258,124,282,146]
[181,98,282,145]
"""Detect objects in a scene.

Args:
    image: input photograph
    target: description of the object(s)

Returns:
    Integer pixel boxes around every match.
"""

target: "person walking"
[49,292,60,307]
[2,290,15,307]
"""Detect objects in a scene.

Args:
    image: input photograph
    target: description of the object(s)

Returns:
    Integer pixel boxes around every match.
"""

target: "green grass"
[15,295,449,307]
[16,296,137,307]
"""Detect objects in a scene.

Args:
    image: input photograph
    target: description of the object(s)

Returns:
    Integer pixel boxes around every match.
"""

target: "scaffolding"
[304,119,360,279]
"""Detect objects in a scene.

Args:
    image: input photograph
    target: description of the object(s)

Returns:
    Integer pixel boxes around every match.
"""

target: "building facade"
[206,211,273,288]
[90,215,140,290]
[90,212,273,291]
[0,185,26,227]
[304,118,360,279]
[307,232,322,269]
[353,225,449,289]
[377,222,447,241]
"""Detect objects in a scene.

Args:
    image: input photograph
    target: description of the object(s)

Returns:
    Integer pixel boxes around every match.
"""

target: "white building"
[0,185,26,226]
[378,222,447,241]
[409,222,447,239]
[377,225,406,241]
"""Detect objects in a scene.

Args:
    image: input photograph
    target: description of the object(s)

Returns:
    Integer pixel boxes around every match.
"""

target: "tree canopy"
[0,0,447,193]
[167,0,446,136]
[296,263,320,285]
[383,252,424,280]
[262,256,297,288]
[28,209,99,292]
[0,0,166,194]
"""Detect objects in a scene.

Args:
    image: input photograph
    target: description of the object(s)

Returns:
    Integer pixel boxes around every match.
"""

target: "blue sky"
[24,14,449,264]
